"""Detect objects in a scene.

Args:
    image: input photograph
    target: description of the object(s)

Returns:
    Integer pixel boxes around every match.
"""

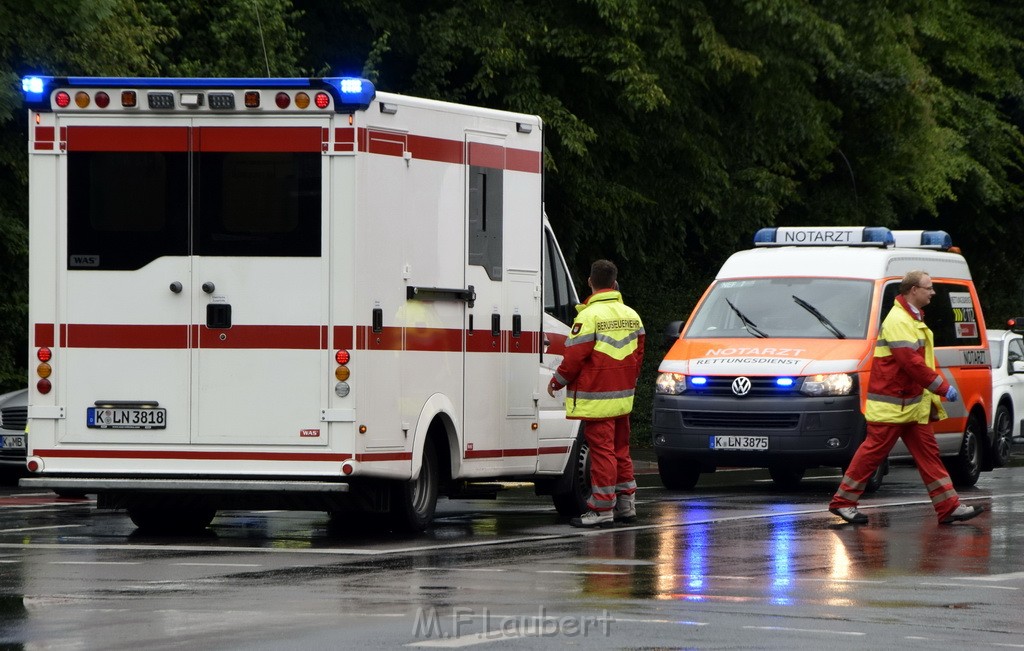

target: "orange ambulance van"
[653,226,993,491]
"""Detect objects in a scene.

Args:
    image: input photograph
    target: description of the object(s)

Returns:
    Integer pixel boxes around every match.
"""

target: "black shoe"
[830,506,868,524]
[940,504,984,524]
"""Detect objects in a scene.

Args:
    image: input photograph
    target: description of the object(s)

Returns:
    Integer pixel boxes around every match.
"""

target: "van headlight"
[800,373,854,396]
[656,372,687,395]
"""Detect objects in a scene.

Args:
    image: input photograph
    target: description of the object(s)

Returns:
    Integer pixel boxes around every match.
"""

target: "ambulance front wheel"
[390,442,439,532]
[657,457,701,490]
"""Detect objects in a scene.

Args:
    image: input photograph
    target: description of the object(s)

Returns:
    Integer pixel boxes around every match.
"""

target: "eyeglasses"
[916,285,935,291]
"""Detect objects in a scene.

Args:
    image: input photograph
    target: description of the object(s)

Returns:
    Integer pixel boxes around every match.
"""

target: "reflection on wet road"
[1,460,1023,648]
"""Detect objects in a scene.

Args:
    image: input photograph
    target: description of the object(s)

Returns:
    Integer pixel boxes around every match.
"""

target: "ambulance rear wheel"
[947,415,982,488]
[657,457,701,491]
[768,466,805,490]
[552,435,590,517]
[390,442,439,533]
[128,506,217,533]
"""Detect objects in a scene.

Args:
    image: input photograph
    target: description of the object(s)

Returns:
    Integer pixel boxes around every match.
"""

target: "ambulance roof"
[718,246,971,281]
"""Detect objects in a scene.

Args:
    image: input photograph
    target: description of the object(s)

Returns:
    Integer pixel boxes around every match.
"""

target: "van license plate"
[711,435,768,450]
[0,435,25,449]
[87,407,167,429]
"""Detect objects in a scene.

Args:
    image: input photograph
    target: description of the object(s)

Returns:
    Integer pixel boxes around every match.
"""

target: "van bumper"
[651,393,865,469]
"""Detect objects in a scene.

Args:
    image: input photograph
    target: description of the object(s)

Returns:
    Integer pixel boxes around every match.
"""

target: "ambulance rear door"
[60,116,192,444]
[189,119,328,446]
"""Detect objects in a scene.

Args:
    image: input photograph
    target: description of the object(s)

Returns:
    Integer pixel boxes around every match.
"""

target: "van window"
[878,282,982,347]
[686,277,873,339]
[67,151,189,270]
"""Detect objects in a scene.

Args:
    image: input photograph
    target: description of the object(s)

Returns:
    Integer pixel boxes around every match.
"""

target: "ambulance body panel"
[19,76,586,531]
[653,227,993,490]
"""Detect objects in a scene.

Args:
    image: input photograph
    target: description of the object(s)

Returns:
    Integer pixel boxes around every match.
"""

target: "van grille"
[681,411,800,430]
[0,405,27,432]
[687,376,801,397]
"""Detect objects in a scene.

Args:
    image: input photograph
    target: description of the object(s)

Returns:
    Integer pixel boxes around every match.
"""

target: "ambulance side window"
[468,165,503,280]
[543,227,577,326]
[877,282,981,347]
[928,284,981,347]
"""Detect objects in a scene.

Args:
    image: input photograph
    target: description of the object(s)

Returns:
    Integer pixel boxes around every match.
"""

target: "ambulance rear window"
[67,151,189,270]
[686,278,873,339]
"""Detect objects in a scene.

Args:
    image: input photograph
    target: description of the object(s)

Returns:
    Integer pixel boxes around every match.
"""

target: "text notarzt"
[411,606,613,640]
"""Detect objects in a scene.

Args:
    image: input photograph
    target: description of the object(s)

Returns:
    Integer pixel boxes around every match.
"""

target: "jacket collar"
[576,289,622,313]
[896,294,924,321]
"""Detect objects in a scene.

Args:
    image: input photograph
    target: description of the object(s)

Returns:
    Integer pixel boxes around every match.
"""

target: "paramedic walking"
[548,260,645,528]
[829,270,983,525]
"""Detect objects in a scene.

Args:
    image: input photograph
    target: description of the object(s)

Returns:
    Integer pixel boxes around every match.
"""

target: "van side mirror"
[1007,317,1024,334]
[1011,360,1024,375]
[664,320,684,346]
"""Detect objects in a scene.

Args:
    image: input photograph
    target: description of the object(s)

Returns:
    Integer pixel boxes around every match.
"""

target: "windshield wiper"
[792,294,846,339]
[725,298,769,338]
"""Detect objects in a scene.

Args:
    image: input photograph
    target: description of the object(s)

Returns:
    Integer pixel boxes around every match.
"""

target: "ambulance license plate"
[710,435,768,450]
[87,407,166,430]
[0,435,25,449]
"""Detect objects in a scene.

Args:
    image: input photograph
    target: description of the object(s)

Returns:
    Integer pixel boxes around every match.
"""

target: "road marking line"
[920,582,1018,591]
[743,625,865,636]
[415,567,506,572]
[536,570,628,576]
[958,571,1024,582]
[0,524,83,533]
[50,561,141,565]
[406,630,530,647]
[173,562,262,567]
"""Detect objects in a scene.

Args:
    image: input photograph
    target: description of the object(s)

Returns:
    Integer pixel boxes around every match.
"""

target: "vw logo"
[731,376,752,396]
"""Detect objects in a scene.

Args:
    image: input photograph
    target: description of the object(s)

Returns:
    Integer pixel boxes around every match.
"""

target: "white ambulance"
[653,226,994,491]
[18,75,588,532]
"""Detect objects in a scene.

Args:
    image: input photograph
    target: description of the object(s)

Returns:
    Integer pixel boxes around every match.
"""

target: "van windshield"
[685,277,873,339]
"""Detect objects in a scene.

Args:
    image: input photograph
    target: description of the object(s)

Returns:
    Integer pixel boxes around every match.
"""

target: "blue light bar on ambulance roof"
[20,75,376,111]
[890,230,953,251]
[753,226,894,248]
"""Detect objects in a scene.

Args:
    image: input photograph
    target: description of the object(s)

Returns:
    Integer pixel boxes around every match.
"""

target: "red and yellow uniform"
[830,294,964,522]
[550,289,645,512]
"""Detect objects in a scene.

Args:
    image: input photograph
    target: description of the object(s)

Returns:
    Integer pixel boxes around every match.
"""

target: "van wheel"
[768,466,805,490]
[128,506,217,533]
[947,415,982,488]
[863,459,888,494]
[658,457,701,490]
[390,442,439,532]
[992,403,1013,467]
[552,434,590,517]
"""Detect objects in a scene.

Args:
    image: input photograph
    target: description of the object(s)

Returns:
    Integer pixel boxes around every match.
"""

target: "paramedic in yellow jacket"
[829,270,983,525]
[547,260,645,528]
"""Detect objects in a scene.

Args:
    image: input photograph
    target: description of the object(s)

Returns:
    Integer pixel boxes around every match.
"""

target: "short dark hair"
[899,270,929,295]
[590,259,618,290]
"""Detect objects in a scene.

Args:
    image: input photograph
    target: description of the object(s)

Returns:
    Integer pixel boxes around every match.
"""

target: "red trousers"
[584,415,636,512]
[830,421,961,522]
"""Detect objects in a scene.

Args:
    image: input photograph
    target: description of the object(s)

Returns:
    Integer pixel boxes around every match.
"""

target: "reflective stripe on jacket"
[865,295,949,424]
[552,289,645,420]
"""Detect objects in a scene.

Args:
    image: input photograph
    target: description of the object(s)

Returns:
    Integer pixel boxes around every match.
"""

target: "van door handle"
[169,282,183,294]
[202,282,216,294]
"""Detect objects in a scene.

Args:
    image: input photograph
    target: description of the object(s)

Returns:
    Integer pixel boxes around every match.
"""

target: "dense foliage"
[2,2,1023,445]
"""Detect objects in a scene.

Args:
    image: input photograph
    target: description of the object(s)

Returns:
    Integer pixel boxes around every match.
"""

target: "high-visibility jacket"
[865,295,950,424]
[551,289,645,420]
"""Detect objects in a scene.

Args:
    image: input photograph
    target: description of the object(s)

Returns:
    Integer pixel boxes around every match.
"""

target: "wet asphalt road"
[1,455,1023,649]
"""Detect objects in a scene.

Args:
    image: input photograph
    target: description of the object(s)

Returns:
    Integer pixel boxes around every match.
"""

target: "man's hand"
[945,386,959,402]
[547,379,557,398]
